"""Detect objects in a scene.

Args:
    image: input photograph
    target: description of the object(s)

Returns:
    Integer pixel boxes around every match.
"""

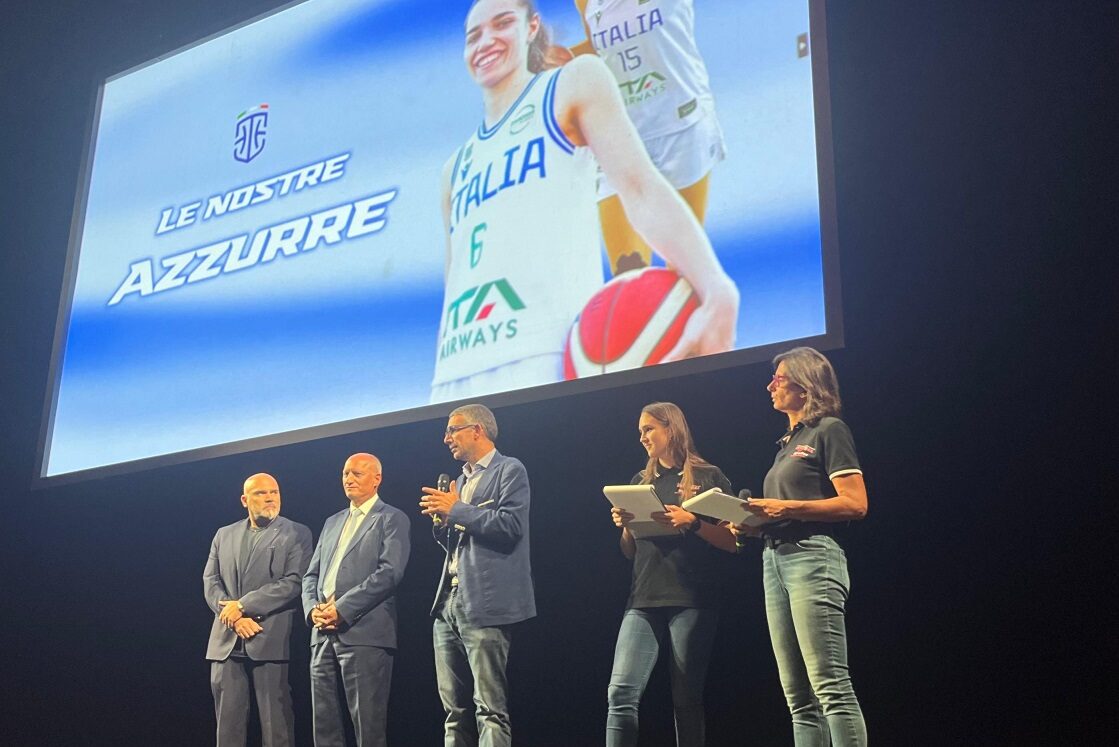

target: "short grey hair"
[449,403,499,441]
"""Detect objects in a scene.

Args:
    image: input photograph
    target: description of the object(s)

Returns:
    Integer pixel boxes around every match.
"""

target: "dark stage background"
[1,1,1114,745]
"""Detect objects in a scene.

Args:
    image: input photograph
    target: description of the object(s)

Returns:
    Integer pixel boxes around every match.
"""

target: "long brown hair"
[639,402,712,499]
[772,347,843,426]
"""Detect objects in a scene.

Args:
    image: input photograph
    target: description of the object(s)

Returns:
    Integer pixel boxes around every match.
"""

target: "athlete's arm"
[556,55,740,360]
[568,0,596,57]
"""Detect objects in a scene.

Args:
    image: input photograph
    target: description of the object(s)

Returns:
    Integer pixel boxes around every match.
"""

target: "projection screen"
[38,0,842,481]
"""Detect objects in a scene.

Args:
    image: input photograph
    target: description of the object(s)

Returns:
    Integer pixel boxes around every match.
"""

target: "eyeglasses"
[444,423,478,437]
[770,374,791,385]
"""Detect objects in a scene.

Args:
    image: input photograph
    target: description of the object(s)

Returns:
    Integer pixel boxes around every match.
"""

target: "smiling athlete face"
[464,0,539,89]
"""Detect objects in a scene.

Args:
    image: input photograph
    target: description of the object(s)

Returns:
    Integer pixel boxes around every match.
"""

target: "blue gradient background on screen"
[46,0,826,475]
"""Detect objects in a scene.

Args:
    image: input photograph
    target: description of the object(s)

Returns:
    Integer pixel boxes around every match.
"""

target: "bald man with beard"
[302,453,411,747]
[204,472,313,747]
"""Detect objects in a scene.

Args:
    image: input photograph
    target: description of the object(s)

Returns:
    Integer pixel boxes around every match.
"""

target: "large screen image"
[40,0,839,479]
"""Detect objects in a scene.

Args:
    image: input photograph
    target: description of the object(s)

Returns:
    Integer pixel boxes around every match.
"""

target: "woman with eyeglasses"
[733,347,868,746]
[607,401,736,746]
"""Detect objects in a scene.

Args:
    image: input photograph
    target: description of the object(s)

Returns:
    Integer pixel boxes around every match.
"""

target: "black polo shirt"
[626,463,732,610]
[761,416,862,541]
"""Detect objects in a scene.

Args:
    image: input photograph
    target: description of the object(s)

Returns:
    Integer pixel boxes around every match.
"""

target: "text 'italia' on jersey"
[590,8,664,51]
[449,137,546,233]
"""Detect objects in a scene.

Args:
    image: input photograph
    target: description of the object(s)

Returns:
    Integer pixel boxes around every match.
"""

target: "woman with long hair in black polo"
[608,401,736,746]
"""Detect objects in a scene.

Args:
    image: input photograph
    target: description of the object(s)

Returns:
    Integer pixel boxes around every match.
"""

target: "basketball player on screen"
[431,0,738,403]
[568,0,725,276]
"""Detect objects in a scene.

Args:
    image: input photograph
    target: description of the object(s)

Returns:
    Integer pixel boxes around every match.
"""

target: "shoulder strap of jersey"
[542,66,576,155]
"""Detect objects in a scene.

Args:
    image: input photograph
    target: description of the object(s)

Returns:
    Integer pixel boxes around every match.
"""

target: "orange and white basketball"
[564,267,699,379]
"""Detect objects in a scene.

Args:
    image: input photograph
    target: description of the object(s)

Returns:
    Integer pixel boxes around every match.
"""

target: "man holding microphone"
[420,404,536,747]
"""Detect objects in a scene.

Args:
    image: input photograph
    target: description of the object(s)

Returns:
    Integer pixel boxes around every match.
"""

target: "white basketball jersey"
[584,0,714,139]
[433,68,602,387]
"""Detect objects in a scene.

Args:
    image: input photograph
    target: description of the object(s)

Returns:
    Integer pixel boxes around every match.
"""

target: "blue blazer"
[430,451,536,627]
[302,498,411,649]
[204,515,313,662]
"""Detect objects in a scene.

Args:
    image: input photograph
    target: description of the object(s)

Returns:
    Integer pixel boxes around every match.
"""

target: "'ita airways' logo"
[440,278,525,361]
[234,104,269,163]
[444,279,525,334]
[619,72,667,105]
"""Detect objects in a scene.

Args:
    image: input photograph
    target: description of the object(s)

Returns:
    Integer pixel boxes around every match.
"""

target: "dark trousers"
[310,637,393,747]
[210,657,295,747]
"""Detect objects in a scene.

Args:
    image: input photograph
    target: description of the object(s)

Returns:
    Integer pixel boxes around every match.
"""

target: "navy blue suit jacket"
[204,515,313,662]
[302,498,411,649]
[430,451,536,627]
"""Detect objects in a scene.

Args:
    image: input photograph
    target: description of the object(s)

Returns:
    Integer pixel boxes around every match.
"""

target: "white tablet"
[602,484,680,539]
[682,487,769,527]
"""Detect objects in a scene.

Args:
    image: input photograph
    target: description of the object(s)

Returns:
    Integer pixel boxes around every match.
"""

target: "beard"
[253,509,278,527]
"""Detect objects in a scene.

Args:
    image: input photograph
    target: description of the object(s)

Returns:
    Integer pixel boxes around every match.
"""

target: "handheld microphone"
[735,489,753,551]
[433,473,452,525]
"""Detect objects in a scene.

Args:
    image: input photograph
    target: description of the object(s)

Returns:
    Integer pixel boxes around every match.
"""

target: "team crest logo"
[234,104,269,163]
[460,143,474,181]
[510,105,535,135]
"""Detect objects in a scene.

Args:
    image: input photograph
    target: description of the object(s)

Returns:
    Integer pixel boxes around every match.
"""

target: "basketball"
[564,267,699,379]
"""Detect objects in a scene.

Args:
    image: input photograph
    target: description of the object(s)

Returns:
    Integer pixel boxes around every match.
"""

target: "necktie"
[322,507,362,600]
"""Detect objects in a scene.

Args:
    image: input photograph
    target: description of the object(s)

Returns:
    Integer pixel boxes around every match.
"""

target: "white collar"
[349,494,379,515]
[463,448,497,478]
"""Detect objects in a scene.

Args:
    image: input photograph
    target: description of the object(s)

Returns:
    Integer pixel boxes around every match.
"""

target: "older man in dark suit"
[302,453,411,747]
[420,404,536,747]
[204,472,313,747]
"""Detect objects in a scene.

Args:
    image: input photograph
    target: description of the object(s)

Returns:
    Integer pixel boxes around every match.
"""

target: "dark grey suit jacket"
[204,515,313,662]
[301,498,411,649]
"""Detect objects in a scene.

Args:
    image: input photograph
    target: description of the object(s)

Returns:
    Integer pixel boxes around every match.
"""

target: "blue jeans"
[606,607,718,747]
[763,535,866,746]
[433,586,513,747]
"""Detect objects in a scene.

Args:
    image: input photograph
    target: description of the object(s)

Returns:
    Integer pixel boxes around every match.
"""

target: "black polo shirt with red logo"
[627,463,732,609]
[761,416,862,541]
